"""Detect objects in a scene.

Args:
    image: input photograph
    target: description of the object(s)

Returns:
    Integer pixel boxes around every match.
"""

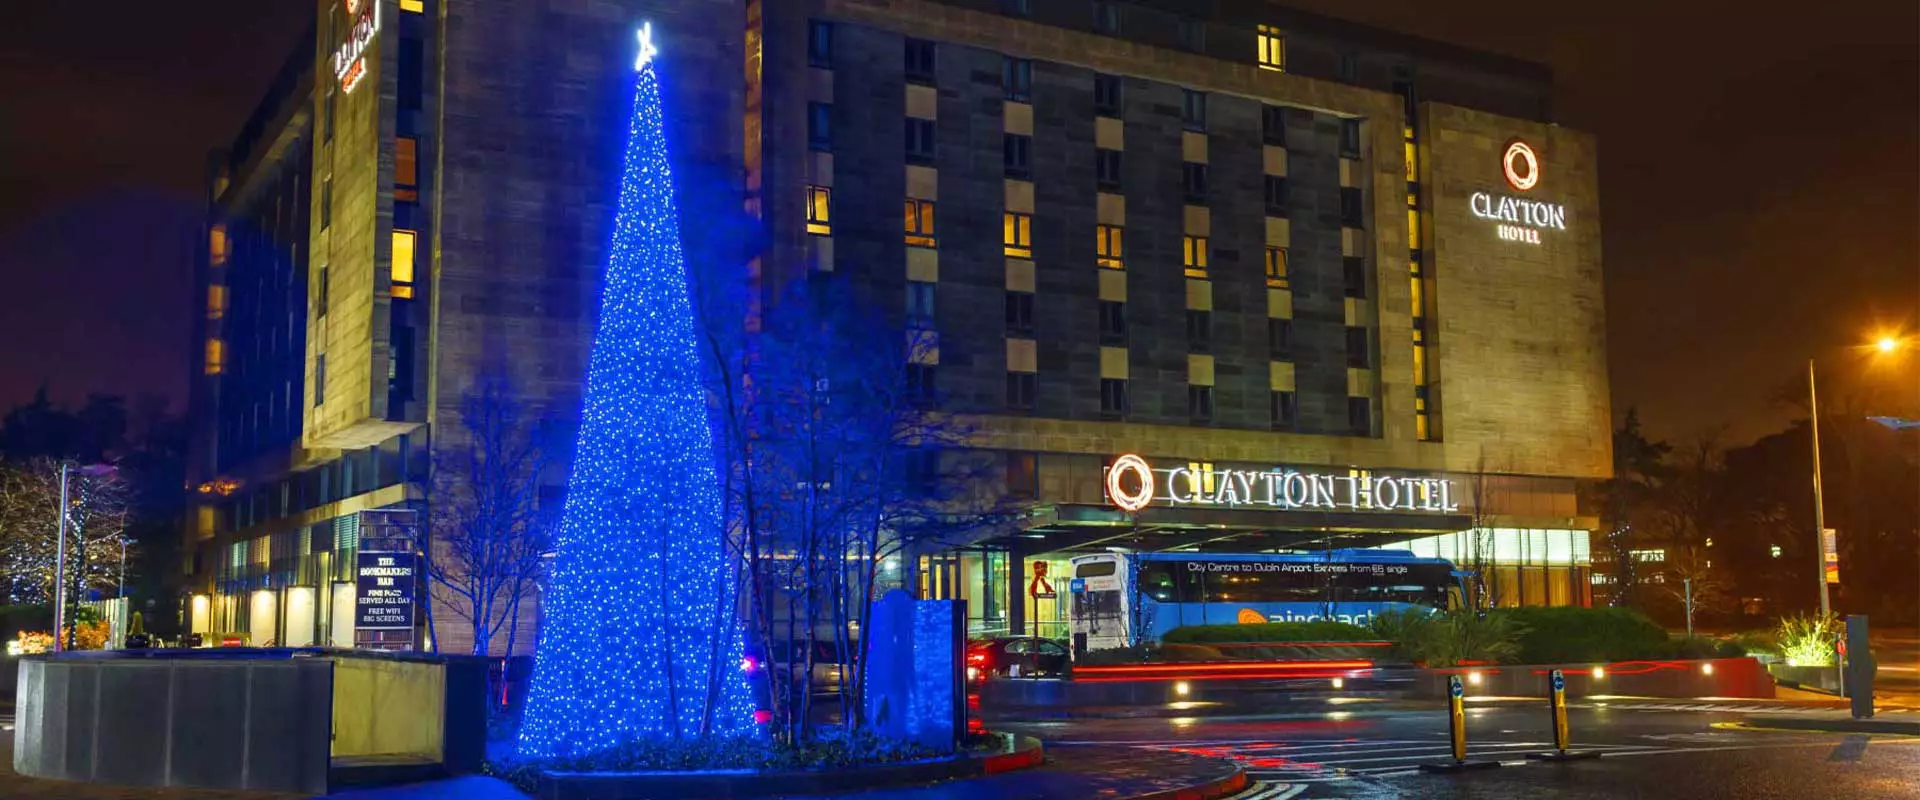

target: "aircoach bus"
[1067,550,1465,651]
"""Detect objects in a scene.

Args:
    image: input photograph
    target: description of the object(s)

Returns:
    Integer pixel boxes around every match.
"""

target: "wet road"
[999,700,1920,798]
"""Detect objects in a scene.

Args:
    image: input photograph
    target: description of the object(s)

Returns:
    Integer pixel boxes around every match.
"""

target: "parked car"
[746,639,852,696]
[967,637,1071,684]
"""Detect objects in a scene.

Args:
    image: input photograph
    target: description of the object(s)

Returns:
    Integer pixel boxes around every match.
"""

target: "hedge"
[1500,606,1671,664]
[1161,620,1376,644]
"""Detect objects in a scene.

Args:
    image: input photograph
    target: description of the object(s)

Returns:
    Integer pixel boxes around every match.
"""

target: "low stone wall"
[11,648,488,794]
[1411,657,1775,699]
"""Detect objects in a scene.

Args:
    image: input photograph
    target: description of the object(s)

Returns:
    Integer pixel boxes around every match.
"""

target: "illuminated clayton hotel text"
[1104,455,1461,514]
[1470,139,1566,245]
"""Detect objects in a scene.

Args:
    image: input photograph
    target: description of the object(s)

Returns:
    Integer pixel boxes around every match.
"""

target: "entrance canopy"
[977,503,1475,555]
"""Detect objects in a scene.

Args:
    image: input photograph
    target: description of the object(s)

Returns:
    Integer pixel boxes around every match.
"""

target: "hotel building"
[185,0,1608,649]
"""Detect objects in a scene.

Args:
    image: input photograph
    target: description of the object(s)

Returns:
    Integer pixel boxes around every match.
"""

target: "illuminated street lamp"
[1808,334,1909,618]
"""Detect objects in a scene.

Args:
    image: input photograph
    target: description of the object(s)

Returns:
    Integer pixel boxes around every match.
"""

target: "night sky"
[2,0,1914,447]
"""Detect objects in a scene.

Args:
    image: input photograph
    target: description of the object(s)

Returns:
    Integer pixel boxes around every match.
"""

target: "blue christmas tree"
[517,24,755,759]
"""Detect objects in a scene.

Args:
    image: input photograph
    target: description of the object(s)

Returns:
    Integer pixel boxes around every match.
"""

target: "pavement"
[9,692,1920,799]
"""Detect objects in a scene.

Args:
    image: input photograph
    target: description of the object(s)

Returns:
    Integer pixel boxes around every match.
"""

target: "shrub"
[1726,630,1779,657]
[1366,609,1524,667]
[1499,606,1668,664]
[1776,613,1839,667]
[1161,620,1376,644]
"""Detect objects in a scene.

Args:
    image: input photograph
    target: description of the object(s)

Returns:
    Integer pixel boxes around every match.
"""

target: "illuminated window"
[1257,25,1285,71]
[1770,545,1783,558]
[1405,138,1418,182]
[1265,246,1288,288]
[1408,207,1421,249]
[392,229,418,298]
[1003,212,1032,258]
[401,0,423,11]
[205,338,226,375]
[1182,236,1208,278]
[1630,549,1666,563]
[904,199,937,247]
[806,186,832,235]
[1096,225,1124,268]
[396,137,418,201]
[209,225,229,266]
[207,285,228,320]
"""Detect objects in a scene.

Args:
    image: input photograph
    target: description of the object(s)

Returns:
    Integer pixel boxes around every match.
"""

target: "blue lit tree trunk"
[516,34,753,759]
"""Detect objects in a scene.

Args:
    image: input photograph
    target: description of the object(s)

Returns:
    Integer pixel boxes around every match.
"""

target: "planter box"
[1410,657,1775,699]
[1766,663,1841,693]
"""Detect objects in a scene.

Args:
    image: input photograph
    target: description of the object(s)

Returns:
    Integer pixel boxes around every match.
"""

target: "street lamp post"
[1808,357,1831,620]
[52,463,72,653]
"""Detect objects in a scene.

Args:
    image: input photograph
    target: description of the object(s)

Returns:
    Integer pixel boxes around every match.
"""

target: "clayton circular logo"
[1502,140,1540,192]
[1106,454,1154,512]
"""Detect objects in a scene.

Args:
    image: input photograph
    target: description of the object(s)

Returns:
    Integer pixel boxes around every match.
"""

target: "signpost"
[1422,675,1500,772]
[352,509,422,651]
[1528,669,1600,761]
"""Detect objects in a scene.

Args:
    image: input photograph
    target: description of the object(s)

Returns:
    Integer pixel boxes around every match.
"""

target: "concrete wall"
[329,655,444,759]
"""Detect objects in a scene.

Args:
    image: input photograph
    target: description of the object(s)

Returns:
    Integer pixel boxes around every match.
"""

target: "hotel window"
[1257,25,1285,71]
[1095,149,1122,191]
[906,363,937,402]
[1188,385,1214,423]
[1003,212,1033,258]
[1347,397,1372,435]
[1345,326,1371,368]
[1342,256,1366,299]
[395,137,419,201]
[1339,51,1359,82]
[1006,373,1036,411]
[1005,291,1034,336]
[317,266,329,317]
[401,0,423,12]
[1178,18,1206,52]
[391,230,418,299]
[806,186,832,235]
[1099,378,1128,417]
[1264,176,1288,215]
[905,118,936,164]
[808,20,834,67]
[1098,301,1127,345]
[1268,317,1292,358]
[322,88,335,143]
[207,285,228,320]
[398,37,423,111]
[320,176,332,229]
[906,280,936,329]
[1003,57,1032,102]
[904,38,936,84]
[1340,187,1364,228]
[1093,73,1122,117]
[1182,162,1208,203]
[1001,0,1032,17]
[1262,104,1287,146]
[1340,119,1362,158]
[1271,391,1297,431]
[204,338,226,375]
[1005,452,1039,498]
[314,355,327,407]
[1185,310,1212,354]
[904,198,937,247]
[1182,236,1208,278]
[1264,246,1289,288]
[1181,90,1207,132]
[1004,134,1031,178]
[1095,225,1124,268]
[808,103,832,151]
[1092,2,1121,35]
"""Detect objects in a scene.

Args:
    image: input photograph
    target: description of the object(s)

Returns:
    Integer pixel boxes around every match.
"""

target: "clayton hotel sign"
[1104,454,1461,515]
[1469,140,1567,245]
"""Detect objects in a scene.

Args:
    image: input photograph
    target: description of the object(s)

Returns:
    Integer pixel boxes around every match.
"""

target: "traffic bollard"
[1421,674,1501,772]
[1528,668,1600,761]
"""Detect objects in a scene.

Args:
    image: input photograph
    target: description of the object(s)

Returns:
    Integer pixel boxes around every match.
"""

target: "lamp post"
[51,461,119,653]
[1808,334,1911,620]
